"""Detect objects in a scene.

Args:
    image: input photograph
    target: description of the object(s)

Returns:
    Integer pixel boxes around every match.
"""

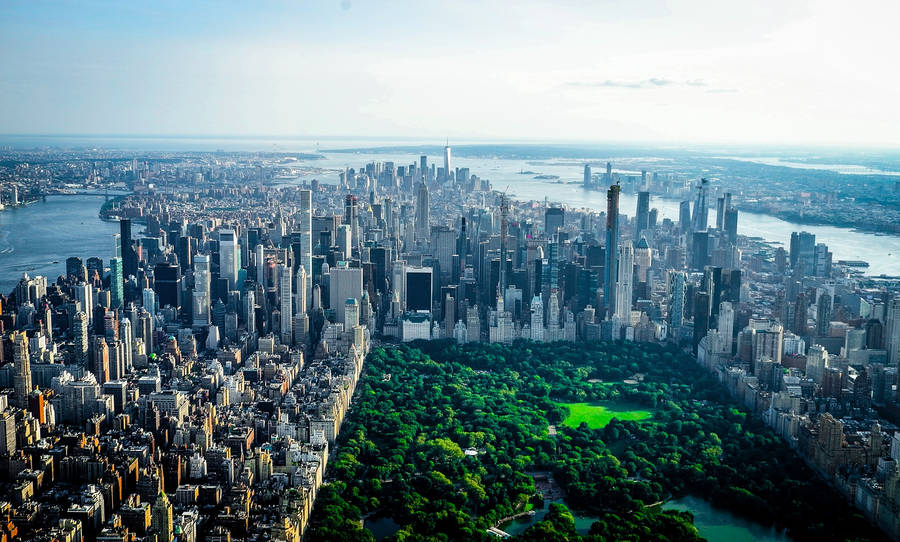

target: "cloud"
[566,77,740,94]
[568,78,670,89]
[567,78,712,89]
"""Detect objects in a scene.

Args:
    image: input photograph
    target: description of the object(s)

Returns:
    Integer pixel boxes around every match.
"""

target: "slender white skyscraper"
[280,263,293,345]
[299,189,312,274]
[120,318,134,373]
[295,265,308,315]
[255,244,265,287]
[299,189,313,307]
[336,224,352,261]
[443,142,451,182]
[614,242,634,321]
[192,254,211,327]
[244,289,256,336]
[219,229,239,290]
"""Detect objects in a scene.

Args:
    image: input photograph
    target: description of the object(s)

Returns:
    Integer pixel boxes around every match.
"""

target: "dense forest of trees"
[306,340,884,541]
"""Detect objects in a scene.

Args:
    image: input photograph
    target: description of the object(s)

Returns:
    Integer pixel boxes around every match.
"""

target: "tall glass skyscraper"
[604,184,620,319]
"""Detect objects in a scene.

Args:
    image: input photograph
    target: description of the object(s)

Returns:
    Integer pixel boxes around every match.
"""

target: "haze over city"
[2,0,900,146]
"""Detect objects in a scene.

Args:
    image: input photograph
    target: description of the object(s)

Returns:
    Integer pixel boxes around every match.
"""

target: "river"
[0,195,121,293]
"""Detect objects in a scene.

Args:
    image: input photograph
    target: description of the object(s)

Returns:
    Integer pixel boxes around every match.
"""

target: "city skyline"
[2,1,900,146]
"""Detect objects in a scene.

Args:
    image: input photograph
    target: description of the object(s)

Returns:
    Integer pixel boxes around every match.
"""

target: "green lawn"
[559,401,653,429]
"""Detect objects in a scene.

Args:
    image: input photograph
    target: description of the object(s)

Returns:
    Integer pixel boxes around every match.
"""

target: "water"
[666,495,791,542]
[0,195,120,293]
[365,516,400,540]
[499,499,601,537]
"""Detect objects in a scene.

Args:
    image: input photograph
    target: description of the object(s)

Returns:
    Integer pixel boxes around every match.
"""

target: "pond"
[499,499,602,537]
[666,495,792,542]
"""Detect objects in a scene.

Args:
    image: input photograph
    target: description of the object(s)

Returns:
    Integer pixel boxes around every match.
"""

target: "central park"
[303,340,885,541]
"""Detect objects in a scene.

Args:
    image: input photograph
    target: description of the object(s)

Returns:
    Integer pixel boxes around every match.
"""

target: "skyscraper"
[583,164,592,188]
[219,229,239,290]
[152,491,174,542]
[885,297,900,365]
[75,282,94,325]
[93,336,110,384]
[691,178,710,232]
[74,311,89,364]
[499,195,510,294]
[545,207,564,237]
[415,181,430,245]
[604,184,620,318]
[12,331,31,407]
[718,301,735,354]
[329,262,363,325]
[192,254,211,327]
[295,264,307,315]
[443,142,451,182]
[153,263,182,311]
[692,230,709,270]
[143,287,156,317]
[724,207,738,245]
[679,201,692,232]
[280,263,292,345]
[530,295,544,341]
[405,266,434,313]
[300,188,312,275]
[120,218,138,279]
[635,191,650,240]
[343,194,359,253]
[614,241,634,321]
[789,231,816,276]
[110,257,124,309]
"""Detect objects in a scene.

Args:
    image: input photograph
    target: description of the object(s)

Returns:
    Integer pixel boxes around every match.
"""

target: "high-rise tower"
[635,191,650,240]
[499,195,510,294]
[443,142,452,182]
[192,254,211,327]
[110,257,124,309]
[343,195,359,253]
[604,183,620,318]
[691,178,710,232]
[219,229,239,290]
[120,218,138,279]
[12,331,31,407]
[614,241,634,321]
[415,182,430,244]
[280,263,292,345]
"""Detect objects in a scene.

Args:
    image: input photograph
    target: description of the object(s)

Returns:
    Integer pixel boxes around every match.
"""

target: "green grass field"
[559,401,653,429]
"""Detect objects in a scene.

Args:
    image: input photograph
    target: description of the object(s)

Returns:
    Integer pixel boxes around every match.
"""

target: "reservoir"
[666,495,791,542]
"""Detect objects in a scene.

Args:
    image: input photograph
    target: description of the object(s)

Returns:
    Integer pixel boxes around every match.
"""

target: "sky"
[0,0,898,147]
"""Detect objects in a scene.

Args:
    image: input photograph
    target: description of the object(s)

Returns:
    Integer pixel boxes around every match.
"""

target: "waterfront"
[305,150,900,277]
[0,195,120,293]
